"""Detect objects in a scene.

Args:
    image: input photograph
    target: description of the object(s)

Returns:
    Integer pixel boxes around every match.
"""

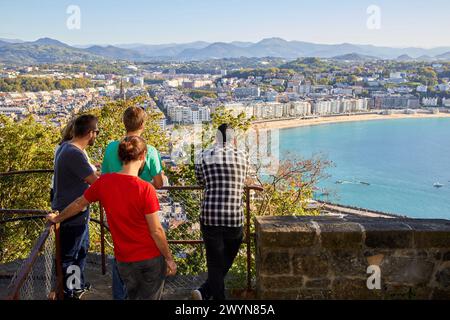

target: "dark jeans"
[117,255,166,300]
[200,224,244,300]
[60,221,90,298]
[112,221,168,300]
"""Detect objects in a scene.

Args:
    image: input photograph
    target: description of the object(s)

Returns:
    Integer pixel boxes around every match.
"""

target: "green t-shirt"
[101,140,163,183]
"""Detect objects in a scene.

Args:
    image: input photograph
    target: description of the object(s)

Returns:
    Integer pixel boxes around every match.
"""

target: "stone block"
[443,251,450,261]
[406,220,450,248]
[331,277,382,299]
[361,221,413,248]
[258,275,304,291]
[304,278,331,289]
[317,221,363,249]
[382,284,432,300]
[381,256,434,286]
[329,250,367,277]
[259,250,291,275]
[256,216,318,248]
[293,251,329,278]
[435,266,450,289]
[431,288,450,300]
[258,289,332,300]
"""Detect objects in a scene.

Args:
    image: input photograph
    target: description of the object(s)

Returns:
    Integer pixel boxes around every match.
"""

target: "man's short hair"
[217,123,235,145]
[73,114,98,138]
[123,106,147,133]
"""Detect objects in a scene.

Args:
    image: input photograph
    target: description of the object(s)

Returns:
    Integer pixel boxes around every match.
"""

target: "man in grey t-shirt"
[52,114,99,299]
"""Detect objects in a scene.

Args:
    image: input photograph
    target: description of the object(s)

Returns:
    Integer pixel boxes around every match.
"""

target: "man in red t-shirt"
[47,136,176,300]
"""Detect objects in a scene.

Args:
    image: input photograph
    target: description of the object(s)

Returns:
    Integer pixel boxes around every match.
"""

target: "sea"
[278,117,450,219]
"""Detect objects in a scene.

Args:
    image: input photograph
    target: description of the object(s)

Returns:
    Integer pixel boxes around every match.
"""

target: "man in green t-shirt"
[102,107,164,188]
[102,106,165,299]
[102,141,163,186]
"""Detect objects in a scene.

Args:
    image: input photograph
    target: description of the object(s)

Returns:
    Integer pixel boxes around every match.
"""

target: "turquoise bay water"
[279,118,450,219]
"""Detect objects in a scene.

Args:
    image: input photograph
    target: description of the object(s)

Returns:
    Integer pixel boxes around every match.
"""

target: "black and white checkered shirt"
[195,143,249,227]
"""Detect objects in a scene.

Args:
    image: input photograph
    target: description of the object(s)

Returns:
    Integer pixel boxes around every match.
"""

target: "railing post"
[54,222,64,300]
[100,204,106,275]
[245,187,251,292]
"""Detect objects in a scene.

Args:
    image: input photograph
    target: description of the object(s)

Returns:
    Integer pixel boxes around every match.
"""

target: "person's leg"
[138,255,166,300]
[60,224,84,298]
[118,256,166,300]
[201,225,227,300]
[112,259,128,300]
[117,261,139,300]
[74,222,89,289]
[222,226,244,276]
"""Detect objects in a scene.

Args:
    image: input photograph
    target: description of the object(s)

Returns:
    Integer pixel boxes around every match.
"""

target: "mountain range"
[1,37,450,64]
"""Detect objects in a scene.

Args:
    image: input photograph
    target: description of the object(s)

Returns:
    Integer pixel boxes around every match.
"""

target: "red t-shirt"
[84,173,161,263]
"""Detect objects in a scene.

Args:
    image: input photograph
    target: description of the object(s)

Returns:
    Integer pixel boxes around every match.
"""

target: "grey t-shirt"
[52,143,94,225]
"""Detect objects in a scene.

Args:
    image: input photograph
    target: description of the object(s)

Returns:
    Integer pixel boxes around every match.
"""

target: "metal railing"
[0,210,63,300]
[0,170,263,299]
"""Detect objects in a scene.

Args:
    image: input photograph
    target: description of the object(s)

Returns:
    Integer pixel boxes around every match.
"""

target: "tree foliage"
[0,77,94,92]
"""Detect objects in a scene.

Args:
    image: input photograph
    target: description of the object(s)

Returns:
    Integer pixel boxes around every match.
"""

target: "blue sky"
[0,0,449,47]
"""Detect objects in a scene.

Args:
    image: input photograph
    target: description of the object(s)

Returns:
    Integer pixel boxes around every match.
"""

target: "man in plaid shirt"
[192,123,249,300]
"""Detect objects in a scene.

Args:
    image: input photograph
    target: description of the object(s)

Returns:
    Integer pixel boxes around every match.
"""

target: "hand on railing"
[45,211,59,224]
[166,258,177,276]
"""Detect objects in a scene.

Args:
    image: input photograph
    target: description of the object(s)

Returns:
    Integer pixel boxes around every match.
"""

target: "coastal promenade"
[252,111,450,130]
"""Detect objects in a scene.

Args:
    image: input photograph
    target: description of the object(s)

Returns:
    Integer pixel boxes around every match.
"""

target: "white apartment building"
[286,101,312,117]
[167,105,210,124]
[417,85,428,93]
[313,100,332,115]
[313,98,369,115]
[422,97,438,107]
[167,105,184,123]
[443,98,450,107]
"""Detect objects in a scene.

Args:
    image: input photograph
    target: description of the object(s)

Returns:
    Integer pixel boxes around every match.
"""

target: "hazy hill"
[1,37,449,64]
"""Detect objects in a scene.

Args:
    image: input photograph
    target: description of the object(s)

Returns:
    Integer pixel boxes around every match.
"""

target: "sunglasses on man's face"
[92,129,100,135]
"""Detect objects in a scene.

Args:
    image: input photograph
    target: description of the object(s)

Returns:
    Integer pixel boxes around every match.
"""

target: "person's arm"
[84,173,98,185]
[47,177,101,223]
[147,147,164,189]
[194,152,205,186]
[46,196,90,224]
[145,213,177,276]
[151,172,164,189]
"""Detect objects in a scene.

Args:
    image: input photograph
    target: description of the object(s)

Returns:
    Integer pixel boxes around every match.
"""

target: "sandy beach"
[252,112,450,130]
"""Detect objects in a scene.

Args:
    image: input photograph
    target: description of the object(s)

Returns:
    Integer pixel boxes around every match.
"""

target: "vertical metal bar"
[245,187,251,291]
[100,204,106,275]
[54,222,64,300]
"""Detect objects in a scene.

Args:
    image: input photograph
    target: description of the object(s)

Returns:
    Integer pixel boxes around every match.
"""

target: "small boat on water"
[336,180,370,186]
[433,182,444,188]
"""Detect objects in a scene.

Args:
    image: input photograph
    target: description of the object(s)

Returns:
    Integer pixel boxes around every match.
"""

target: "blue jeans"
[112,259,128,300]
[60,221,90,298]
[112,220,169,300]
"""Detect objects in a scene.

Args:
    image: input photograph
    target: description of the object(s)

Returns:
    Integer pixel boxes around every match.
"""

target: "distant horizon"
[2,36,450,50]
[1,0,450,48]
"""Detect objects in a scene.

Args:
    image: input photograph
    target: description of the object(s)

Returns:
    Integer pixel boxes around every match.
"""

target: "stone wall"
[255,215,450,299]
